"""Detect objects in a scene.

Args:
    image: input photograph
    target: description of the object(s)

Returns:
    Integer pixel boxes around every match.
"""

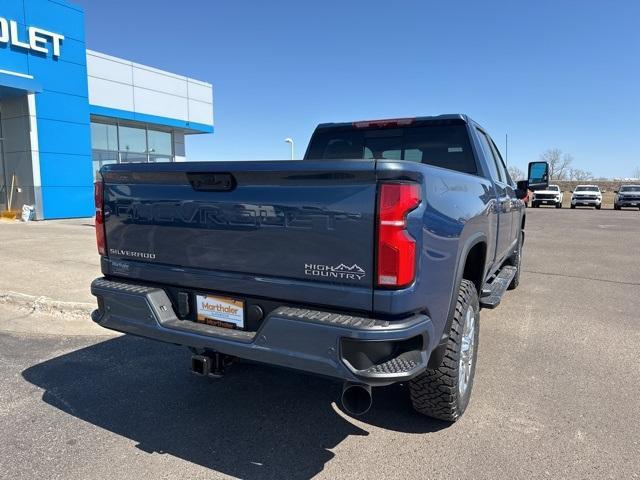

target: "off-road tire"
[409,279,479,422]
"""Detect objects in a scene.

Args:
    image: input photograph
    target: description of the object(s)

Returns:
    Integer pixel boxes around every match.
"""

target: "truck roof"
[315,114,471,130]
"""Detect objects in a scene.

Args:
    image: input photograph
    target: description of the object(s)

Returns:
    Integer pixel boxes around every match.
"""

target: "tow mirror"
[528,161,549,191]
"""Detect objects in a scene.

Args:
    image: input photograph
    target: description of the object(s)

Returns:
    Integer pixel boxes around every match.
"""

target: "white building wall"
[86,50,214,128]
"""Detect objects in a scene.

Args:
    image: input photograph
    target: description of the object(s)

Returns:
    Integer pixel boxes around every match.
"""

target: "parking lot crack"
[524,270,640,287]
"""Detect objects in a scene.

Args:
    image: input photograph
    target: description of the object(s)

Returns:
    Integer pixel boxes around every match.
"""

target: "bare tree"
[568,168,593,182]
[540,148,573,180]
[508,165,525,181]
[633,166,640,179]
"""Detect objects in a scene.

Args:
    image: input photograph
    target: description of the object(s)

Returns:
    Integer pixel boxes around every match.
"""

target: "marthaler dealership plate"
[196,294,245,329]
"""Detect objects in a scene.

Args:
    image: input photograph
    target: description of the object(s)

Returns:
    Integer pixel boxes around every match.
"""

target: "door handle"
[187,172,236,192]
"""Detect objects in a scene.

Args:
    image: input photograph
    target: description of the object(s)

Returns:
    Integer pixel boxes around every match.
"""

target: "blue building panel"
[34,90,89,123]
[18,0,93,218]
[0,45,31,73]
[23,0,86,42]
[38,152,92,186]
[1,2,27,23]
[36,118,91,155]
[41,186,94,218]
[0,72,42,94]
[24,36,87,65]
[28,57,89,97]
[0,0,214,219]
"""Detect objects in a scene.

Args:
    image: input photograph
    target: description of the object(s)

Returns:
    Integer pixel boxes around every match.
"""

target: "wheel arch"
[427,233,488,368]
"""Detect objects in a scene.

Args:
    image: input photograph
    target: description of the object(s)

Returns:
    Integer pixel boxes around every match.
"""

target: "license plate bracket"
[195,294,245,329]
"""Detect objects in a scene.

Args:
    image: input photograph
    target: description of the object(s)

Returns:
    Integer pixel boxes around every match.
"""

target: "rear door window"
[476,129,502,182]
[488,137,512,186]
[403,125,476,174]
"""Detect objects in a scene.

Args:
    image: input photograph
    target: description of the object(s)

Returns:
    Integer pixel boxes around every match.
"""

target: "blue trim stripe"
[89,105,214,133]
[0,71,43,93]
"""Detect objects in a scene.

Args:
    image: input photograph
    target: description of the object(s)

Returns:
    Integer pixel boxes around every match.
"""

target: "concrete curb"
[0,292,117,337]
[0,291,95,318]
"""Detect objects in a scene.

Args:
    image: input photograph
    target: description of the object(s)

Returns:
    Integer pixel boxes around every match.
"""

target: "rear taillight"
[376,182,421,288]
[94,181,106,256]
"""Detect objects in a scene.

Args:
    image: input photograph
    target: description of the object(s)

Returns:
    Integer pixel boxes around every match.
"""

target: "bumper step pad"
[480,265,517,309]
[364,354,420,375]
[274,307,389,329]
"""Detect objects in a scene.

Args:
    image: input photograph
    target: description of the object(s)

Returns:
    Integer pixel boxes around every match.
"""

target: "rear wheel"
[409,280,479,422]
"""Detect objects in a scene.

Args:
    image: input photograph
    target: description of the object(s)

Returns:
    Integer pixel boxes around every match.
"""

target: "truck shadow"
[22,335,448,479]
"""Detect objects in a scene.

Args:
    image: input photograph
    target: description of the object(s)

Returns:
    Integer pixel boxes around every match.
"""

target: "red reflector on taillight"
[94,181,106,256]
[377,183,421,288]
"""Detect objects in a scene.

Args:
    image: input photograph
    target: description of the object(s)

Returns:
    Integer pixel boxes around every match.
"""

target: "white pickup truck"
[532,184,563,208]
[571,185,602,209]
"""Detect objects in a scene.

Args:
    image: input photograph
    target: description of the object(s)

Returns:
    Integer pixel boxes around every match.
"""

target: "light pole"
[505,133,508,165]
[284,138,294,160]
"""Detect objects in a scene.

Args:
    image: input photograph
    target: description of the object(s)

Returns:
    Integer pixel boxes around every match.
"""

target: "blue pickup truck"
[91,114,548,421]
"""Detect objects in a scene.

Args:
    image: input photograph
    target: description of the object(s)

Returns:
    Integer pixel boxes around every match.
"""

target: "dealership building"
[0,0,214,219]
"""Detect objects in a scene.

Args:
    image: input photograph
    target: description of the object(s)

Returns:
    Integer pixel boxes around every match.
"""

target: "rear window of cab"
[305,124,477,175]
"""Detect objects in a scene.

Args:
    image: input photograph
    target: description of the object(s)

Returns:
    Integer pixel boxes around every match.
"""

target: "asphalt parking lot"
[1,208,639,480]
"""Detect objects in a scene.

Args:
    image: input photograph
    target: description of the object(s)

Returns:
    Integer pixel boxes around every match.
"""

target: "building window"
[118,125,147,155]
[147,130,172,156]
[92,151,118,175]
[90,120,175,178]
[91,123,118,151]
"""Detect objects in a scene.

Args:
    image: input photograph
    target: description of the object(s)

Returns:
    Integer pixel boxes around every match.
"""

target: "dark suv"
[614,185,640,210]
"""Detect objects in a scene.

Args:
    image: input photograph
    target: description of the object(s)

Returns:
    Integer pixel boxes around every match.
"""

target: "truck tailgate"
[101,161,377,311]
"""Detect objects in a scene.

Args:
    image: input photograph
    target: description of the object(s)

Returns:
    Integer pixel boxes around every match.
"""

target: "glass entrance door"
[0,107,7,212]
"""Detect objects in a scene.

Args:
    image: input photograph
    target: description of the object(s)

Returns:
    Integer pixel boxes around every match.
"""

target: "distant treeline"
[552,180,631,192]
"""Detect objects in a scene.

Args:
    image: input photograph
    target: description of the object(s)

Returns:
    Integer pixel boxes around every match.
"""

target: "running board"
[479,265,517,309]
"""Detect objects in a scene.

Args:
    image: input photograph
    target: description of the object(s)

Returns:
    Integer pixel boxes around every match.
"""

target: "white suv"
[571,185,602,209]
[532,184,563,208]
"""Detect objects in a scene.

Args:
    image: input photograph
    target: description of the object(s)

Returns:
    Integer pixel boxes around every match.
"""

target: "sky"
[74,0,640,178]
